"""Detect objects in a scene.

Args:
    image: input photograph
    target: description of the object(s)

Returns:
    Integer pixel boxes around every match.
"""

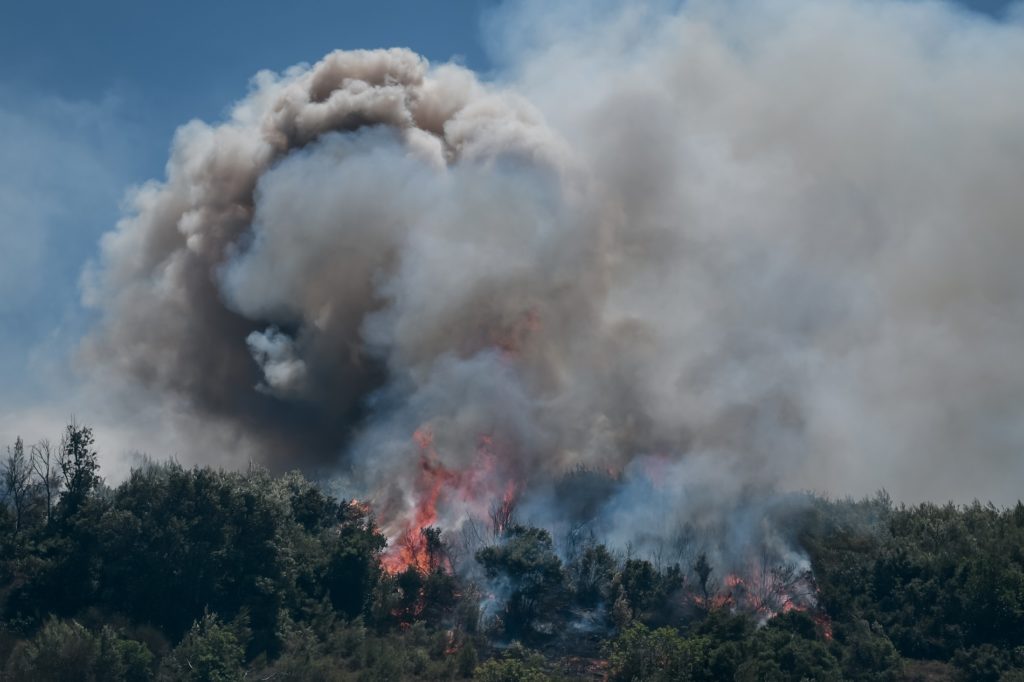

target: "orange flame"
[348,498,372,516]
[380,426,518,574]
[381,427,450,574]
[814,612,834,640]
[693,568,831,637]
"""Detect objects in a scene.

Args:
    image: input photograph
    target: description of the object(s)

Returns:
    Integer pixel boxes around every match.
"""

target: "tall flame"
[380,426,518,574]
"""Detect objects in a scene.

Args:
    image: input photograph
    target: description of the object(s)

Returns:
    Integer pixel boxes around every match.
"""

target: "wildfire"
[814,612,834,640]
[443,630,459,656]
[348,498,372,516]
[375,306,537,575]
[380,426,519,574]
[693,568,832,637]
[381,427,449,574]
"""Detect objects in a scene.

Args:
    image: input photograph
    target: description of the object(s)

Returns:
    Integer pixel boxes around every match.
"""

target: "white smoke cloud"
[246,328,307,395]
[78,0,1024,563]
[491,0,1024,504]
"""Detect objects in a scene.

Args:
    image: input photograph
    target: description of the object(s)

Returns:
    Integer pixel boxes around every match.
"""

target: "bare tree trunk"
[4,438,32,534]
[30,439,59,524]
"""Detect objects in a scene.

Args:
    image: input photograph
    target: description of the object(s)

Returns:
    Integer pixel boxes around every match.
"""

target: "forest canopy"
[0,424,1022,681]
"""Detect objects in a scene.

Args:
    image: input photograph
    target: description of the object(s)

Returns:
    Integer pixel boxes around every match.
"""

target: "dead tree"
[30,439,59,524]
[488,494,517,539]
[749,547,815,614]
[3,438,33,533]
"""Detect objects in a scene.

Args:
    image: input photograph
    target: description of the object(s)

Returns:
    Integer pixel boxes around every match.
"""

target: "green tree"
[612,558,683,625]
[476,526,566,640]
[5,618,154,682]
[159,613,245,682]
[5,618,101,682]
[838,619,902,681]
[693,552,714,607]
[735,635,841,681]
[456,640,478,677]
[474,648,548,682]
[568,543,616,607]
[57,420,100,516]
[606,622,714,681]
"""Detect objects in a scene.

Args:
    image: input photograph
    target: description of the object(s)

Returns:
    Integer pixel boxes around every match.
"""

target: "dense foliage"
[0,424,1021,680]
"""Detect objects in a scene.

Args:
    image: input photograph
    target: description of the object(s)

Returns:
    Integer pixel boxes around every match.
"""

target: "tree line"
[0,422,1021,680]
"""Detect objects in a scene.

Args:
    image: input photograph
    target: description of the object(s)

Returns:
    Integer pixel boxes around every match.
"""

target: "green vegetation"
[0,423,1021,680]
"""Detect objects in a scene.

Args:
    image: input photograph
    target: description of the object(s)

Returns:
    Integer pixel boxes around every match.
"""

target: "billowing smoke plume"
[82,0,1024,562]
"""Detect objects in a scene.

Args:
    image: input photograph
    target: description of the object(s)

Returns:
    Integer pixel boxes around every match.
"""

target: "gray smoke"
[82,0,1024,558]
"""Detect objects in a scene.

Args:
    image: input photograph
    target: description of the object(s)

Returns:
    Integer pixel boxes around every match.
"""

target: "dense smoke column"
[79,41,815,565]
[82,48,597,474]
[83,0,1024,551]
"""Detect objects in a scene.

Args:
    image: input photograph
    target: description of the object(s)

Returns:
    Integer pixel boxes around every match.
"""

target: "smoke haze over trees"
[17,0,1010,511]
[1,0,1023,679]
[0,426,1022,679]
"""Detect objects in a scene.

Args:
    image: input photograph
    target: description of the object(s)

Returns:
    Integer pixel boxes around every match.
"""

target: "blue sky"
[0,0,500,407]
[0,0,1015,409]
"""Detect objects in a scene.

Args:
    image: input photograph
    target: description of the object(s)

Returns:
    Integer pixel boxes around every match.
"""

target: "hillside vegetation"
[0,423,1021,680]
